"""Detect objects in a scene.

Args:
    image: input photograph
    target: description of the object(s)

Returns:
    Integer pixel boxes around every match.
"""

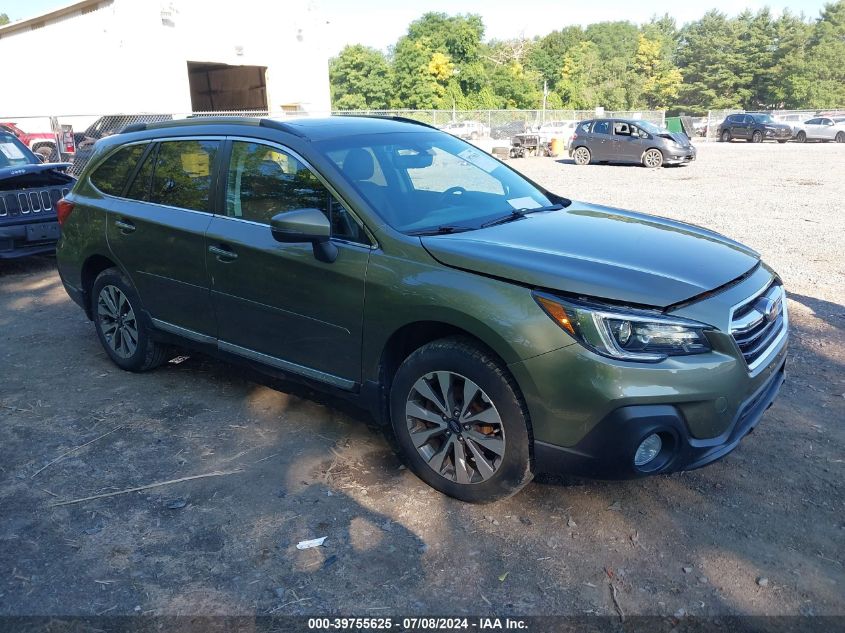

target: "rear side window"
[150,140,218,212]
[593,121,610,135]
[89,144,147,196]
[577,121,591,133]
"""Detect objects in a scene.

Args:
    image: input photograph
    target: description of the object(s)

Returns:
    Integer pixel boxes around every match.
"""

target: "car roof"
[124,115,436,142]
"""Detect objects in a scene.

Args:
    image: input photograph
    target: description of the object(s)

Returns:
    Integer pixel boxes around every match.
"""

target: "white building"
[0,0,332,118]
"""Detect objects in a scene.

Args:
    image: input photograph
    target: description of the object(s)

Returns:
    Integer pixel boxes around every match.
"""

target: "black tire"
[720,130,731,142]
[837,132,845,143]
[389,337,532,503]
[751,130,763,143]
[797,131,806,143]
[91,268,168,372]
[777,140,788,144]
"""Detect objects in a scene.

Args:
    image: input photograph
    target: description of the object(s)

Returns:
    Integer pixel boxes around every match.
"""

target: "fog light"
[634,433,662,466]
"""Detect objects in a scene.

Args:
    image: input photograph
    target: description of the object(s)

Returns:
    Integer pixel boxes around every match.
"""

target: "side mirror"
[270,208,337,263]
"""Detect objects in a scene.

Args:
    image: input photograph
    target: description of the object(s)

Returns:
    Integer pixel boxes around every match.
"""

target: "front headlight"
[533,292,712,362]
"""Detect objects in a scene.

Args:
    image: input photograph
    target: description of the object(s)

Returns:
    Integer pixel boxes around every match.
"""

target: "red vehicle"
[0,121,75,162]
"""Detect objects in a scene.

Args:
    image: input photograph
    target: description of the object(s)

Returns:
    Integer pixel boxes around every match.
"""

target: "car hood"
[656,131,692,147]
[420,202,760,308]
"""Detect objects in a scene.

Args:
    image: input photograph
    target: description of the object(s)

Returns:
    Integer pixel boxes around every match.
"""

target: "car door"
[106,138,219,337]
[803,118,822,139]
[205,139,371,387]
[590,120,612,160]
[818,118,836,140]
[611,121,642,163]
[732,115,750,139]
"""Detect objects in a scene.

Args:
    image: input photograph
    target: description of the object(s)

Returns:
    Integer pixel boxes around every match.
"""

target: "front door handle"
[115,219,135,233]
[209,244,238,262]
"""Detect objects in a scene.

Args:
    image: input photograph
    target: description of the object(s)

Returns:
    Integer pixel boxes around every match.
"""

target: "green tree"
[774,11,815,107]
[392,12,487,108]
[802,1,845,107]
[527,27,584,87]
[0,13,10,25]
[329,45,393,109]
[676,11,751,109]
[635,34,683,108]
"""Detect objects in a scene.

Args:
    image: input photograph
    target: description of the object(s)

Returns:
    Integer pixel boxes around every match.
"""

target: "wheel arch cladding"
[81,254,120,319]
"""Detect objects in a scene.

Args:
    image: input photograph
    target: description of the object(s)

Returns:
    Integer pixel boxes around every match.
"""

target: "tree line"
[329,2,845,114]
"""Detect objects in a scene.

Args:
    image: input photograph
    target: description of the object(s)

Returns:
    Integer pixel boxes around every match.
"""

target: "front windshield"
[0,132,36,168]
[638,121,668,135]
[319,131,555,233]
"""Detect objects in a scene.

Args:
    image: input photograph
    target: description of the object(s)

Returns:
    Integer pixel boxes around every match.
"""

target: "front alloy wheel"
[389,337,532,502]
[573,146,591,165]
[97,285,138,359]
[752,130,763,143]
[406,371,505,484]
[643,148,663,168]
[836,132,845,143]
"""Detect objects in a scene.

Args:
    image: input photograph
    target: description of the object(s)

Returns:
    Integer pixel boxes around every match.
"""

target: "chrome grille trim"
[730,280,788,373]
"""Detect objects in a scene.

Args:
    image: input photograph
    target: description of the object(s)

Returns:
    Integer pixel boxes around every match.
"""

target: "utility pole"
[542,80,548,124]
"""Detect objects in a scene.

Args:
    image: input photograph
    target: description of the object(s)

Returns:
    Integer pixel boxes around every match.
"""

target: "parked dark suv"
[56,116,788,502]
[0,130,75,258]
[717,113,792,143]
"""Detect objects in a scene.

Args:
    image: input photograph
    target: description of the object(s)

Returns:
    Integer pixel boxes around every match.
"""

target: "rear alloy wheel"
[752,130,763,143]
[797,131,807,143]
[390,337,532,502]
[643,148,663,168]
[720,130,731,142]
[92,268,168,372]
[573,146,591,165]
[837,132,845,143]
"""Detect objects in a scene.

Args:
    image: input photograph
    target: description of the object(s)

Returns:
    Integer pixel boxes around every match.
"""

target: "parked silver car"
[794,117,845,143]
[569,118,696,168]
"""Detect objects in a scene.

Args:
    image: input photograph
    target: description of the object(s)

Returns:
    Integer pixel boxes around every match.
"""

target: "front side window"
[225,141,366,243]
[319,131,555,234]
[613,122,632,136]
[90,144,147,196]
[150,140,218,212]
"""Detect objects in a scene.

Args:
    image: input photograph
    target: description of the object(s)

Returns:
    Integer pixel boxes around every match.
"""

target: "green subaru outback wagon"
[55,116,788,502]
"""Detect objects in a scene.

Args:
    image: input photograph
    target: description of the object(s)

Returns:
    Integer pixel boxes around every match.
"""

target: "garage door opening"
[187,62,268,112]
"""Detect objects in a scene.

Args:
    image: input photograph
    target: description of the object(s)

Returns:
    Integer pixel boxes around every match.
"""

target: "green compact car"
[55,116,788,502]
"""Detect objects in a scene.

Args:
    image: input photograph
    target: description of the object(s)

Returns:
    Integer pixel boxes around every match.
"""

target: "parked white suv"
[441,120,489,140]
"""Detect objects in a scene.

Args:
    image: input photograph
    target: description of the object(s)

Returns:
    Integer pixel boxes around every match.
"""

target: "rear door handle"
[209,244,238,262]
[115,219,135,233]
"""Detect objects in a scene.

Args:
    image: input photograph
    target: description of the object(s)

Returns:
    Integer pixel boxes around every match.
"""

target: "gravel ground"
[0,141,843,619]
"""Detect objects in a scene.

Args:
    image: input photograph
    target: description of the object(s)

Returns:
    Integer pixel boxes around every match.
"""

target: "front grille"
[0,187,64,220]
[730,280,787,370]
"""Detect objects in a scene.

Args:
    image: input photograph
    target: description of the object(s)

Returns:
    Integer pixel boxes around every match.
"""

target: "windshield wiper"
[480,204,564,228]
[407,225,474,236]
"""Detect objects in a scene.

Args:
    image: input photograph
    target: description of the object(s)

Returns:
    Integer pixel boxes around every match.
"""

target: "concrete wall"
[0,0,331,118]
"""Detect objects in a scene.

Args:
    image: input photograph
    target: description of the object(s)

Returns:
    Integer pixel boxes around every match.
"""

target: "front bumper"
[533,360,785,478]
[0,219,60,259]
[664,147,697,164]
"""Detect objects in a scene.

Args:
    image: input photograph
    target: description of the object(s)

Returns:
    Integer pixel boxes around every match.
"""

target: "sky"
[2,0,833,55]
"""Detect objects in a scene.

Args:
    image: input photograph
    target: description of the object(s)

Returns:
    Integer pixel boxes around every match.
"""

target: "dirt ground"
[1,142,843,619]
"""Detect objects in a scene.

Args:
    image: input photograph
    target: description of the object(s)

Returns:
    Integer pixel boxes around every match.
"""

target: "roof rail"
[258,118,308,138]
[347,114,440,131]
[121,122,147,133]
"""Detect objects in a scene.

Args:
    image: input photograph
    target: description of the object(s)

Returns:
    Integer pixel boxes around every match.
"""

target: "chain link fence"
[4,107,842,176]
